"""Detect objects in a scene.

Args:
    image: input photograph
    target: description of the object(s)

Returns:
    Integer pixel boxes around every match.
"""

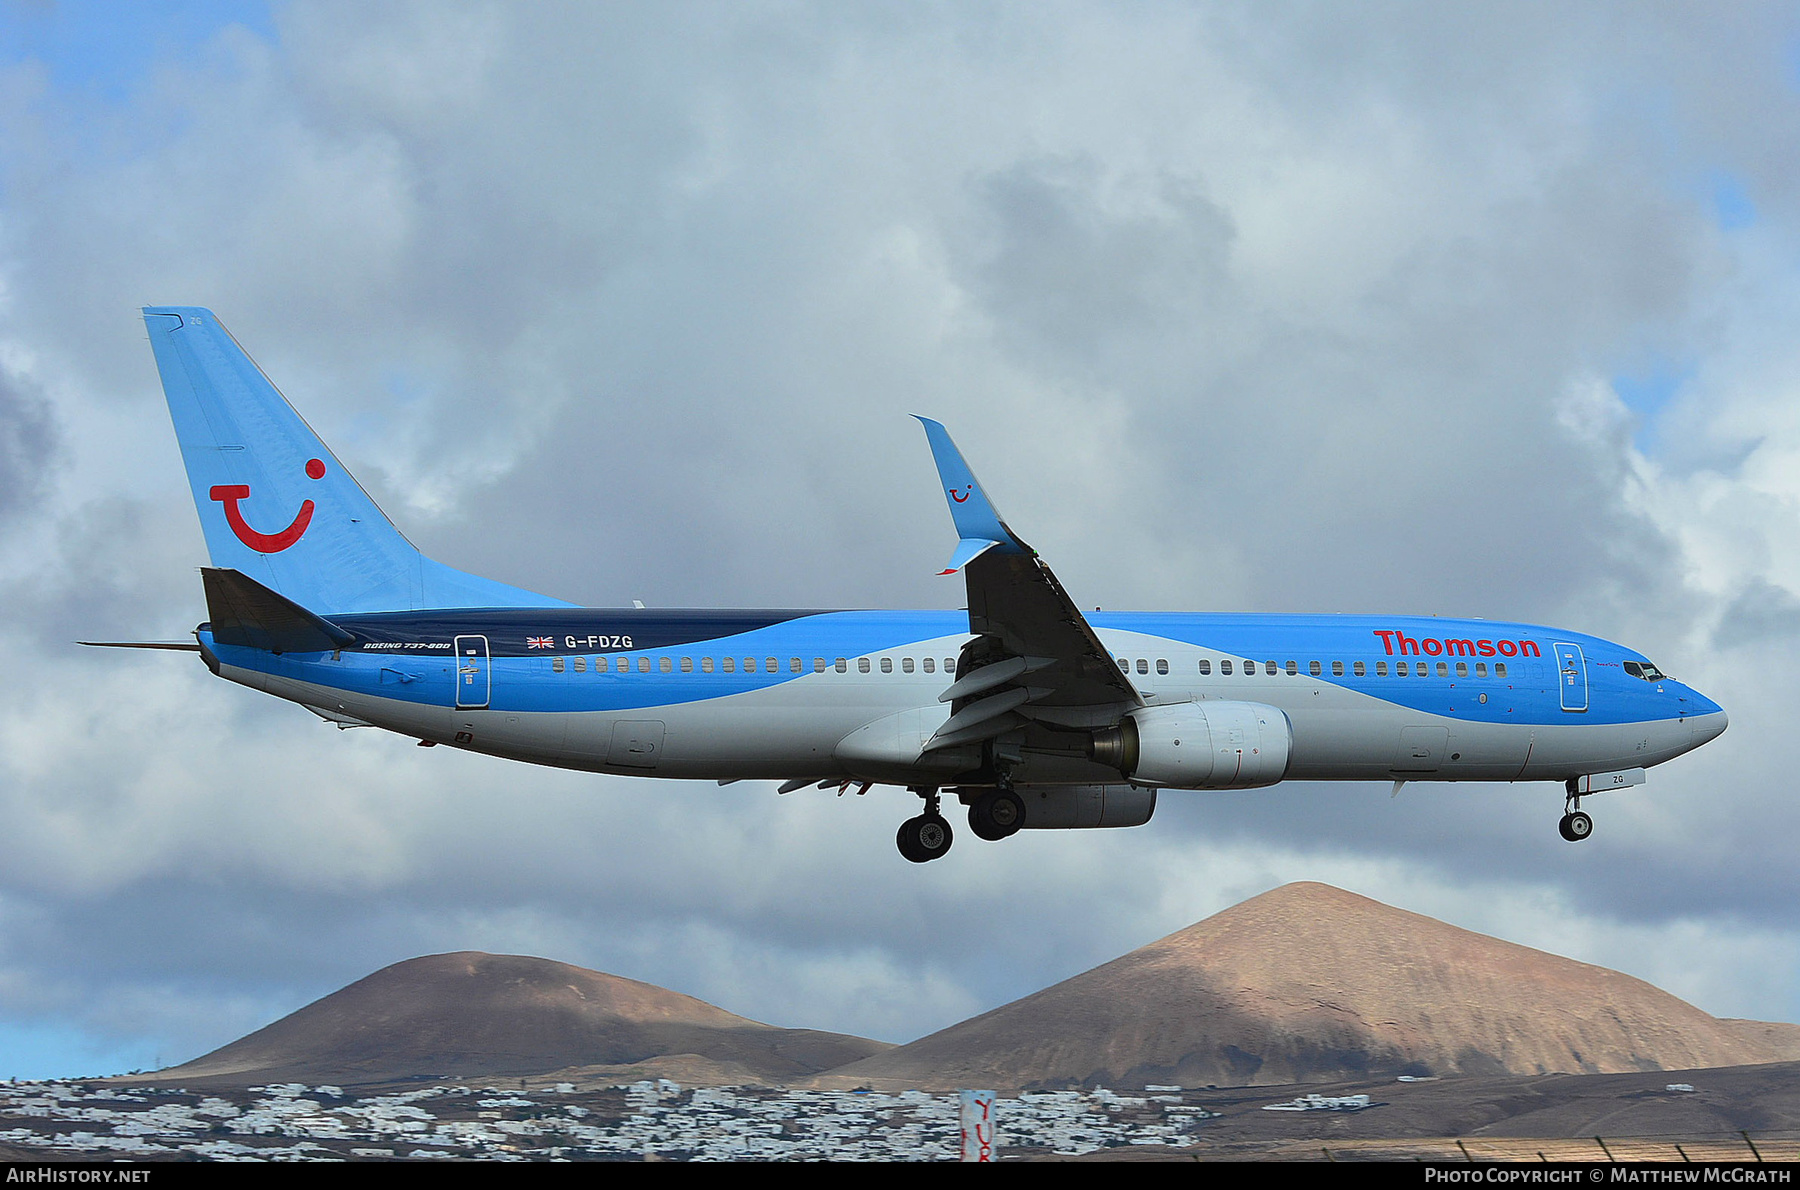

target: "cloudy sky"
[2,0,1799,1078]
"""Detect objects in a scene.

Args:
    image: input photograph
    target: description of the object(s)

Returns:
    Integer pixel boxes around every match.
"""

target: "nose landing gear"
[1559,782,1594,842]
[897,787,954,863]
[1558,810,1593,841]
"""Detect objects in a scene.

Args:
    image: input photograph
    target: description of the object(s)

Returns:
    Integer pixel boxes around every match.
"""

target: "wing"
[914,417,1140,754]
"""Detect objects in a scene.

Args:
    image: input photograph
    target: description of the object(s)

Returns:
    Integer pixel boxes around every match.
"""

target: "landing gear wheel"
[968,790,1027,841]
[897,814,954,863]
[1558,810,1593,842]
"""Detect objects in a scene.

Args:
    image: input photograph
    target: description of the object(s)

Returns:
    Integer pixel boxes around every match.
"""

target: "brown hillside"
[814,882,1791,1091]
[153,951,889,1086]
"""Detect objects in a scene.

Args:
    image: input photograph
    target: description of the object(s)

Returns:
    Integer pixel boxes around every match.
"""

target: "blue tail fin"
[143,307,571,614]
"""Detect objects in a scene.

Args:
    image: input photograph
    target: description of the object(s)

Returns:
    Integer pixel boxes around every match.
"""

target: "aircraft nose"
[1687,705,1728,747]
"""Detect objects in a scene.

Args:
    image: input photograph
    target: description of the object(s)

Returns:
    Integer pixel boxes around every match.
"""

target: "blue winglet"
[914,416,1029,574]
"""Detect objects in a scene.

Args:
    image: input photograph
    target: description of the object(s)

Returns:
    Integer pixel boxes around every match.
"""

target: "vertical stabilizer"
[143,307,571,614]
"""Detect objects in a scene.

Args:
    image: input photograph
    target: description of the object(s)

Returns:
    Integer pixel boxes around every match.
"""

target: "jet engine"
[1090,701,1291,789]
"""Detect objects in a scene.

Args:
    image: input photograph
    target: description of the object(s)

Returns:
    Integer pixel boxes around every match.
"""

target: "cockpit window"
[1623,660,1668,682]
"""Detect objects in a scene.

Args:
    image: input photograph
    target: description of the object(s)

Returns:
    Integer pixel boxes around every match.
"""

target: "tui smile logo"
[210,458,326,553]
[949,485,972,503]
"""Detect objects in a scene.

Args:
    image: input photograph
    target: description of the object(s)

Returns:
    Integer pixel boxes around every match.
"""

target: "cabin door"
[455,635,491,709]
[1553,642,1588,713]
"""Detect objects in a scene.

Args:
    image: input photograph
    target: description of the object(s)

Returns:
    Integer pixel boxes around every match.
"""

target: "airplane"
[90,307,1728,862]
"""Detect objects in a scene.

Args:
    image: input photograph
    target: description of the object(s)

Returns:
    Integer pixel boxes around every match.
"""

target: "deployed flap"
[915,418,1140,720]
[202,567,356,654]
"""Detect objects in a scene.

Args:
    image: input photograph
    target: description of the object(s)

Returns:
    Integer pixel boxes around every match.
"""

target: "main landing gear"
[1559,782,1594,842]
[897,787,954,863]
[892,784,1029,862]
[968,788,1026,841]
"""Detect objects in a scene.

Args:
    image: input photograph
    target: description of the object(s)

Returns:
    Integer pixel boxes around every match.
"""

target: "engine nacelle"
[1090,701,1292,789]
[1013,784,1157,829]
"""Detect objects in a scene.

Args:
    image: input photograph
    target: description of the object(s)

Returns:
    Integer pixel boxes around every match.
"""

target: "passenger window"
[552,657,565,673]
[1331,661,1343,676]
[680,657,693,673]
[1309,660,1321,676]
[1455,661,1467,677]
[1220,660,1233,675]
[1495,662,1507,677]
[880,658,893,673]
[1475,662,1487,677]
[1436,662,1448,677]
[596,656,609,673]
[1118,657,1129,672]
[767,657,778,673]
[902,658,915,673]
[814,658,827,673]
[1265,661,1277,675]
[859,658,871,673]
[1374,661,1385,676]
[836,658,848,673]
[637,657,651,673]
[1135,659,1148,675]
[1285,660,1297,675]
[723,657,736,673]
[573,657,586,673]
[790,658,802,673]
[1396,661,1409,676]
[659,657,673,673]
[922,657,935,673]
[1354,661,1366,677]
[743,657,758,673]
[1156,659,1168,675]
[701,657,714,673]
[1198,659,1212,675]
[946,658,957,674]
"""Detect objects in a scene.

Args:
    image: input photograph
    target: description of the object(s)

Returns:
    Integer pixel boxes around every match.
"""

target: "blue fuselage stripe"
[203,609,1715,728]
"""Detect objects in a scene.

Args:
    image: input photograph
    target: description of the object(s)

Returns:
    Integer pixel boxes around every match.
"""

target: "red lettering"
[1477,640,1496,656]
[1422,638,1443,656]
[1373,630,1396,654]
[1396,632,1420,655]
[1497,640,1518,657]
[1519,640,1541,657]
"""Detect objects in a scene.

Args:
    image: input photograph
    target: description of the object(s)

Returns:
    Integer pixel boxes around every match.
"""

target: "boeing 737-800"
[95,307,1727,861]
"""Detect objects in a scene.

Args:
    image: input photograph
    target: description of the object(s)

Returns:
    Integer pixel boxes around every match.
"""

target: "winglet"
[914,416,1029,574]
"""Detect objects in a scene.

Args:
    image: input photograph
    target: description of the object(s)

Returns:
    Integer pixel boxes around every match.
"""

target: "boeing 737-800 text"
[93,307,1727,861]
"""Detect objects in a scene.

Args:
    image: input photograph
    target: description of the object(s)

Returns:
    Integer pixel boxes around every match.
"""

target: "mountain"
[152,951,889,1086]
[813,882,1792,1091]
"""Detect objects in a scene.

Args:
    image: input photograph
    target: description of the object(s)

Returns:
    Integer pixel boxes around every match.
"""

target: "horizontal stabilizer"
[203,567,355,654]
[77,640,202,652]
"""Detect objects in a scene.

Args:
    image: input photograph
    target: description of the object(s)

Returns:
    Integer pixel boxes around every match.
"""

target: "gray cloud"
[0,369,55,520]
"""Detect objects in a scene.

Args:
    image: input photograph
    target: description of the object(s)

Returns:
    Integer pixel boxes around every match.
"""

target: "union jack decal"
[526,636,554,649]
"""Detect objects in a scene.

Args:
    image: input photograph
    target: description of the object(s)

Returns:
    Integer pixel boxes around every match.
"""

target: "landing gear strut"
[897,787,954,863]
[1559,783,1593,842]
